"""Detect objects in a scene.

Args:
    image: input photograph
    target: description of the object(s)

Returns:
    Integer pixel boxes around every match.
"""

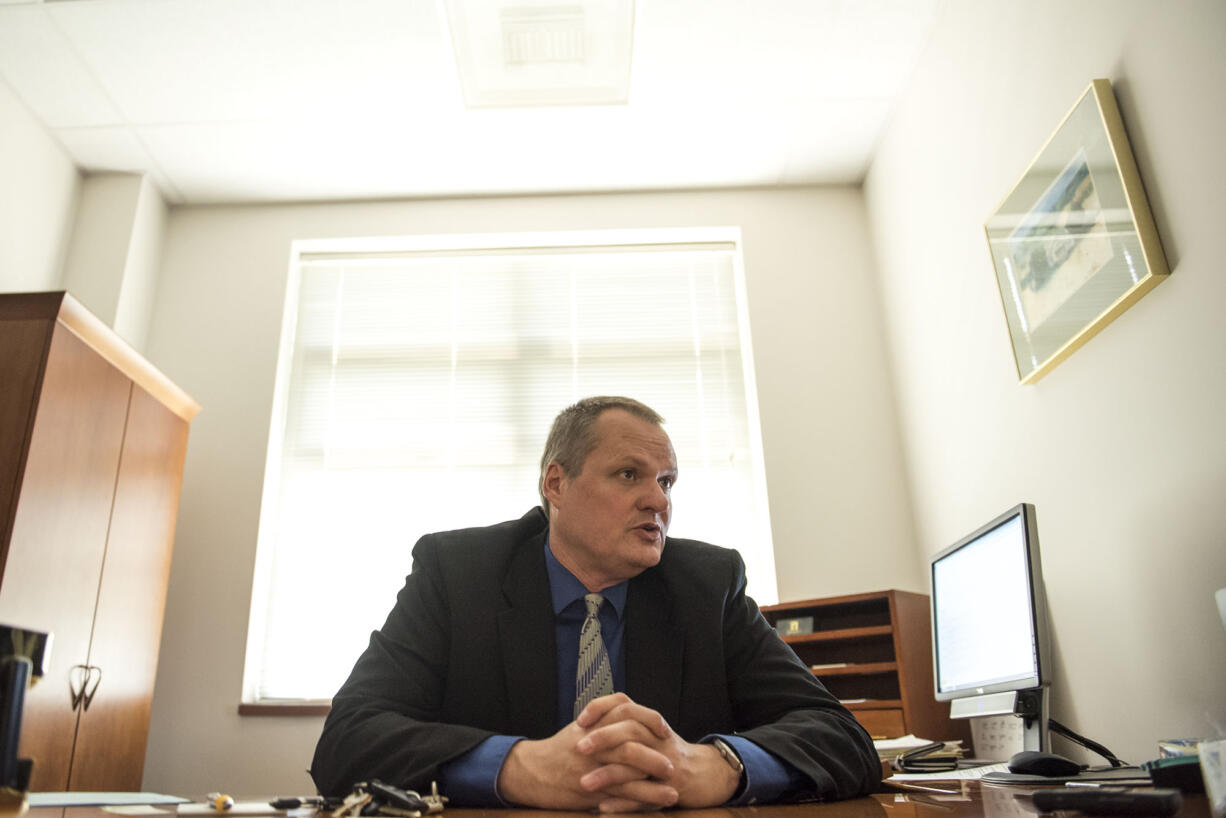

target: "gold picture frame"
[985,79,1169,385]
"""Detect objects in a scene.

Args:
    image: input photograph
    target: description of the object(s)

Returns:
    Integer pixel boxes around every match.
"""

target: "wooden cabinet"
[0,292,199,792]
[761,589,971,745]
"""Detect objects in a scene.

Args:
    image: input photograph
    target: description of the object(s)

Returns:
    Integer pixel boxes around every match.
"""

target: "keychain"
[331,781,446,818]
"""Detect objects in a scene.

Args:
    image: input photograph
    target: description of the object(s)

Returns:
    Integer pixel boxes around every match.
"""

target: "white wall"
[0,78,78,293]
[0,79,164,350]
[61,174,141,325]
[866,0,1226,764]
[60,172,168,352]
[140,186,917,796]
[113,175,168,353]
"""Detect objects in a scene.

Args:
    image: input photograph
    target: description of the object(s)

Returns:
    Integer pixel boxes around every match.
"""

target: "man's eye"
[620,469,635,480]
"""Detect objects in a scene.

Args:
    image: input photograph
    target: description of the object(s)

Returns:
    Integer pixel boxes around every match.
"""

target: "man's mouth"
[634,522,662,538]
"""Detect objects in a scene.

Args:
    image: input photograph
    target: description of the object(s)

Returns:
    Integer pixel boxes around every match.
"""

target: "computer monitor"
[930,503,1051,752]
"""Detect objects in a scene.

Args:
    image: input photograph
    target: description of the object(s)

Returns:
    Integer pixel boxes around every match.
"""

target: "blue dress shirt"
[438,540,803,805]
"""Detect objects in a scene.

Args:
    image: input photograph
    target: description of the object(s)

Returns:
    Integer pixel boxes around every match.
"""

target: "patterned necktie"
[574,592,614,718]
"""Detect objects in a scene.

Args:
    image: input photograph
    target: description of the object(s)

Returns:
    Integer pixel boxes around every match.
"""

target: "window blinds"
[249,233,775,702]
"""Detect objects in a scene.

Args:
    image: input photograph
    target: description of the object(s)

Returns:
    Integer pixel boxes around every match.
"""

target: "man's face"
[545,409,678,591]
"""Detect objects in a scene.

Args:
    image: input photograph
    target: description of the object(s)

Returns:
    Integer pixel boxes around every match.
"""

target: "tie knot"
[583,593,604,617]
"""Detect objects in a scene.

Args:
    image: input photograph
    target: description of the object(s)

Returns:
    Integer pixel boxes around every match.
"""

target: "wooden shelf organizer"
[761,589,971,745]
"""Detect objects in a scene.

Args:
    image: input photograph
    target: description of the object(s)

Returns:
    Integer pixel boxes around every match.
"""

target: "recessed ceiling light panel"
[444,0,634,108]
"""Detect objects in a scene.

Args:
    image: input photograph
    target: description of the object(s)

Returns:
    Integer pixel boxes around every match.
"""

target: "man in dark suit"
[311,397,879,810]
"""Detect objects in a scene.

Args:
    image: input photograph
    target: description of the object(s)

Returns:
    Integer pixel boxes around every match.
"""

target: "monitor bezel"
[929,502,1051,702]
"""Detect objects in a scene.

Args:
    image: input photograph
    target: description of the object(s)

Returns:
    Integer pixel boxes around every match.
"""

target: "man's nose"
[638,480,669,511]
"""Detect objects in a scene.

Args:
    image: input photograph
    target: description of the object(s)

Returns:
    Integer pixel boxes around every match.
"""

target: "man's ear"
[542,461,567,510]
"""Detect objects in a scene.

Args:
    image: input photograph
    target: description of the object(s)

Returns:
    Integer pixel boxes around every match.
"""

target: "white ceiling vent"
[501,5,585,65]
[444,0,634,108]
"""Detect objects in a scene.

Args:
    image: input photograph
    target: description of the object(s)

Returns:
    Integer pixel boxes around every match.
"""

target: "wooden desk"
[438,782,1210,818]
[880,781,1209,818]
[20,784,1213,818]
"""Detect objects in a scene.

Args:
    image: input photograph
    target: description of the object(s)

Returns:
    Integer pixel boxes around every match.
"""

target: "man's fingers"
[575,692,633,728]
[587,700,673,741]
[577,719,661,755]
[597,797,655,814]
[598,779,680,809]
[596,797,652,814]
[579,762,648,791]
[579,739,674,783]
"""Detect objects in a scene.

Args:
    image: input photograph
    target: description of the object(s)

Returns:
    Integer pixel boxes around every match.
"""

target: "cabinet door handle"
[81,665,102,711]
[69,664,90,710]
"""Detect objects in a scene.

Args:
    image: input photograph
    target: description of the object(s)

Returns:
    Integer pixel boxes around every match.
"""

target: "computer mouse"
[1008,750,1083,777]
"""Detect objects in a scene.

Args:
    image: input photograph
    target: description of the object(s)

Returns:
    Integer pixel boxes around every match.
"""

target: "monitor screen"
[930,503,1049,700]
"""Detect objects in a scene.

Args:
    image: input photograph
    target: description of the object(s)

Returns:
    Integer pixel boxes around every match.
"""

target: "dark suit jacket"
[310,508,880,800]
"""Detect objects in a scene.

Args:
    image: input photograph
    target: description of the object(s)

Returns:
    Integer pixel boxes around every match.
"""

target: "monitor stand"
[949,686,1049,752]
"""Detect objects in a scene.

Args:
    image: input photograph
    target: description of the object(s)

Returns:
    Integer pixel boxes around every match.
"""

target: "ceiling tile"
[47,0,457,124]
[631,0,936,106]
[777,98,895,184]
[55,124,150,170]
[55,124,183,202]
[0,4,125,127]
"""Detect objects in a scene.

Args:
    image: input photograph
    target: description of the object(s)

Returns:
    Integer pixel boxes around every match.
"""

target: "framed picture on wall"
[985,78,1169,385]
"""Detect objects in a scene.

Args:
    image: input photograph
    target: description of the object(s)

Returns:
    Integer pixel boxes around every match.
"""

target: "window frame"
[240,226,776,709]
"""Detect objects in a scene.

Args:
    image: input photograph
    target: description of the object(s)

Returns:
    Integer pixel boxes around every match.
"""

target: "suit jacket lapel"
[625,567,684,726]
[497,529,557,738]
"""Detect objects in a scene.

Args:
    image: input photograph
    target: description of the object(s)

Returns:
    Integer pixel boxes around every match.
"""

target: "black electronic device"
[0,624,51,801]
[1142,755,1206,793]
[894,741,961,773]
[1031,787,1182,816]
[1009,750,1083,777]
[930,503,1052,753]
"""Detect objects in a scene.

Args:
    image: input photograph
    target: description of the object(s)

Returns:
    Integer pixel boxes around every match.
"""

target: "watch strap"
[711,737,745,776]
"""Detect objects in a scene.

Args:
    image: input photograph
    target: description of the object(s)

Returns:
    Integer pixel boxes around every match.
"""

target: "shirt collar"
[544,537,628,618]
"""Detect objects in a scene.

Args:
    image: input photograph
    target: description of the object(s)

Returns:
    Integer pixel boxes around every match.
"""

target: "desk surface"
[433,784,1209,818]
[24,783,1213,818]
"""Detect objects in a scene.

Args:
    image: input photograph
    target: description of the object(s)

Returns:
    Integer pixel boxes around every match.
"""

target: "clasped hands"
[497,693,741,812]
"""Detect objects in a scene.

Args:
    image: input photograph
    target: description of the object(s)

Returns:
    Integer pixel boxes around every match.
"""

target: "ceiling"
[0,0,940,205]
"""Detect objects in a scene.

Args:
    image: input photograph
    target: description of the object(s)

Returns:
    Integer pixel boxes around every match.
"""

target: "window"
[243,228,775,704]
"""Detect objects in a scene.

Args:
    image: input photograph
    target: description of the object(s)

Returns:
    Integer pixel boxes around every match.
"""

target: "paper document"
[874,735,940,752]
[179,803,316,816]
[889,762,1011,781]
[981,766,1151,785]
[875,734,966,762]
[29,793,190,808]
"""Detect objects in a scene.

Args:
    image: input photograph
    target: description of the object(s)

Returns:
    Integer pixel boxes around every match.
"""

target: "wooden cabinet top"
[0,291,200,422]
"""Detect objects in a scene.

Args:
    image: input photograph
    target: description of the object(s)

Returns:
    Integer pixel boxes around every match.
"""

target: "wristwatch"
[710,737,745,777]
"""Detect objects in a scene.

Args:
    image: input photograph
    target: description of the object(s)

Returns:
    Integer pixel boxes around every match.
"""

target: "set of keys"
[330,780,446,818]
